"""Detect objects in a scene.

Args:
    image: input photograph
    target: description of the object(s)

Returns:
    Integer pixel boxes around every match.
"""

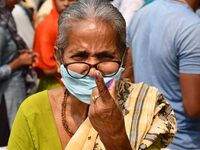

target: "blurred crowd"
[0,0,200,149]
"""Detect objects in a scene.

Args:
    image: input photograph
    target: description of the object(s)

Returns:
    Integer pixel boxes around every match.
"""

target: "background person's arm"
[0,29,35,80]
[180,74,200,118]
[9,50,37,71]
[176,22,200,118]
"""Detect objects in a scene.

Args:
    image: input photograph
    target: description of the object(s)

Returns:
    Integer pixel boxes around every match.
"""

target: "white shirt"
[12,4,34,49]
[111,0,145,27]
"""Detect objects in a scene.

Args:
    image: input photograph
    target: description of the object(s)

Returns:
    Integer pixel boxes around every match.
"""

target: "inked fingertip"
[95,70,102,79]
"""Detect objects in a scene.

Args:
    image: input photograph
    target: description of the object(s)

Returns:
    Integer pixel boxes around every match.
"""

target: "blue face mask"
[60,64,125,104]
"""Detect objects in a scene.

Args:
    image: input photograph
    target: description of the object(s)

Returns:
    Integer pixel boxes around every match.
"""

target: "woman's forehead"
[67,20,118,47]
[67,21,118,48]
[62,20,120,57]
[70,19,116,36]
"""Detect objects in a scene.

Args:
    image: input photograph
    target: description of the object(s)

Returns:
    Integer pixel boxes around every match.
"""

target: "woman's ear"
[121,47,134,82]
[54,46,61,73]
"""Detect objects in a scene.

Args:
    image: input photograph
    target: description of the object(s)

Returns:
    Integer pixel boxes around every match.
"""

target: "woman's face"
[5,0,20,11]
[62,20,121,77]
[55,0,77,13]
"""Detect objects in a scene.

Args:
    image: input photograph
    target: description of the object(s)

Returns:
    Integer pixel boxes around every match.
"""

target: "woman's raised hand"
[88,71,132,150]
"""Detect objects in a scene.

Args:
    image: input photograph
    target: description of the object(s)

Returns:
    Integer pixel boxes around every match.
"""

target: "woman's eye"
[71,53,88,60]
[97,53,115,60]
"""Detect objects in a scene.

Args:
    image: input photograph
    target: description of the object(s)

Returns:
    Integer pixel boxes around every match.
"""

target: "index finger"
[94,71,113,102]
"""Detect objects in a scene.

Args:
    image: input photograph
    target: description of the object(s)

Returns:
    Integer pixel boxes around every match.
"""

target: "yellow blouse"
[7,90,62,150]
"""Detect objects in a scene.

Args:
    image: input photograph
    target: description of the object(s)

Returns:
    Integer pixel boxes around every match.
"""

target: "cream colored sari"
[65,80,176,150]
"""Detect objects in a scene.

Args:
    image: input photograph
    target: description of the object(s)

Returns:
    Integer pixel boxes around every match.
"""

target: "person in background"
[128,0,200,149]
[12,0,35,49]
[33,0,77,92]
[8,0,176,149]
[110,0,145,82]
[111,0,155,82]
[0,0,37,146]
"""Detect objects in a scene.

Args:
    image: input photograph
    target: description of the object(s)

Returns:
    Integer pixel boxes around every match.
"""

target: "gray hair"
[56,0,126,57]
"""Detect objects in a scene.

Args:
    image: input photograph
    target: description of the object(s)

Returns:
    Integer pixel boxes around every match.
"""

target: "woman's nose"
[87,67,98,78]
[87,58,98,77]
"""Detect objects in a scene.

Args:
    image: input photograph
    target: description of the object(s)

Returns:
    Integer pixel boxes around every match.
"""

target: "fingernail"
[106,79,114,89]
[95,70,100,79]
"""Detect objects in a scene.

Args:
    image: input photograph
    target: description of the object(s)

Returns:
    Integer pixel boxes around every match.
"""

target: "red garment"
[33,0,59,72]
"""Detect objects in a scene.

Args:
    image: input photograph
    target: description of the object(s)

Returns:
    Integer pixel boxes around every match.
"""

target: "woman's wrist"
[9,57,21,71]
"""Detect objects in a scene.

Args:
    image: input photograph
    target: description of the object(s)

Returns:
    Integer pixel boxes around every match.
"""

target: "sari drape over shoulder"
[65,81,176,150]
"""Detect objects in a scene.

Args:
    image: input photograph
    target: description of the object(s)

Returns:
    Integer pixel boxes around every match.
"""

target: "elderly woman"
[7,0,176,149]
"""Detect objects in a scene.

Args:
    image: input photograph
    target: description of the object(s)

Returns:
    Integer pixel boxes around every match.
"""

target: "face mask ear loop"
[120,48,127,67]
[57,47,65,65]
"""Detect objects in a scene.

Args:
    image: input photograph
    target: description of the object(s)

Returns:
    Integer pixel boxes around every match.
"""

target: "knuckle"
[88,110,96,119]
